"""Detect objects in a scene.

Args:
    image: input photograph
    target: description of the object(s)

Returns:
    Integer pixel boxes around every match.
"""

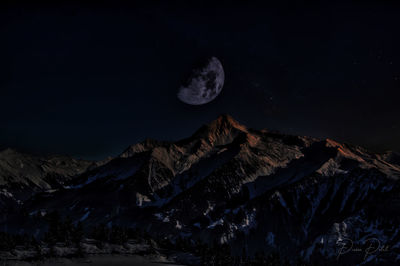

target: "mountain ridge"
[1,114,399,264]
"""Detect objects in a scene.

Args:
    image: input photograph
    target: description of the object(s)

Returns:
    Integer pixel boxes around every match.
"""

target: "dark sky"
[1,1,400,160]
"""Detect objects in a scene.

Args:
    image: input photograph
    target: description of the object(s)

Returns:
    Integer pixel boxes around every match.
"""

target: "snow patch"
[208,219,224,229]
[0,189,13,198]
[175,220,182,230]
[203,202,215,216]
[80,211,90,222]
[266,232,275,246]
[154,213,163,220]
[136,193,151,206]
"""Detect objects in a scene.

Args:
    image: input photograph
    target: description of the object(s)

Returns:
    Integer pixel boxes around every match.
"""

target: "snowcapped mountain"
[0,148,99,215]
[3,115,400,264]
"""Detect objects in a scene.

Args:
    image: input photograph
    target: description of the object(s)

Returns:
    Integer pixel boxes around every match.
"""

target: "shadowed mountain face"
[0,149,102,216]
[0,149,95,189]
[2,115,400,264]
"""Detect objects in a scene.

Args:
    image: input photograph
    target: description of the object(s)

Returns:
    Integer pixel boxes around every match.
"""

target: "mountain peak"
[211,114,243,128]
[193,114,248,146]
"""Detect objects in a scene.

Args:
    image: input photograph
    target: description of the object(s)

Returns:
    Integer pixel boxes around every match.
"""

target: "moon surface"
[177,57,224,105]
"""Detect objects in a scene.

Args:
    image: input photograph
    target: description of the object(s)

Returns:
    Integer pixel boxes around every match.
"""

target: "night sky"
[1,1,400,160]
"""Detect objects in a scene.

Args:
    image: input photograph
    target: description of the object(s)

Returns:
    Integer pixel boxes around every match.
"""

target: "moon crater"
[177,57,224,105]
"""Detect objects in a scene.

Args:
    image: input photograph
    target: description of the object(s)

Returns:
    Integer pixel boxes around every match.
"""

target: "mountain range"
[1,114,399,265]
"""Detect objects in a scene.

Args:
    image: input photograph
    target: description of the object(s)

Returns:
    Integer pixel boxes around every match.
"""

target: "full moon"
[177,57,224,105]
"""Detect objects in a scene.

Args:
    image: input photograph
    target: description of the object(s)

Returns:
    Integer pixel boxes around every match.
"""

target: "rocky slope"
[0,148,99,216]
[3,115,400,264]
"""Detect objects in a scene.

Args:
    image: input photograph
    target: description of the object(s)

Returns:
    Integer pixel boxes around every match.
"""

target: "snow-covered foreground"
[1,254,184,266]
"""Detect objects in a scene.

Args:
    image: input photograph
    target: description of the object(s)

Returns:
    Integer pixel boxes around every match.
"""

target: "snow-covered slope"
[0,148,101,216]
